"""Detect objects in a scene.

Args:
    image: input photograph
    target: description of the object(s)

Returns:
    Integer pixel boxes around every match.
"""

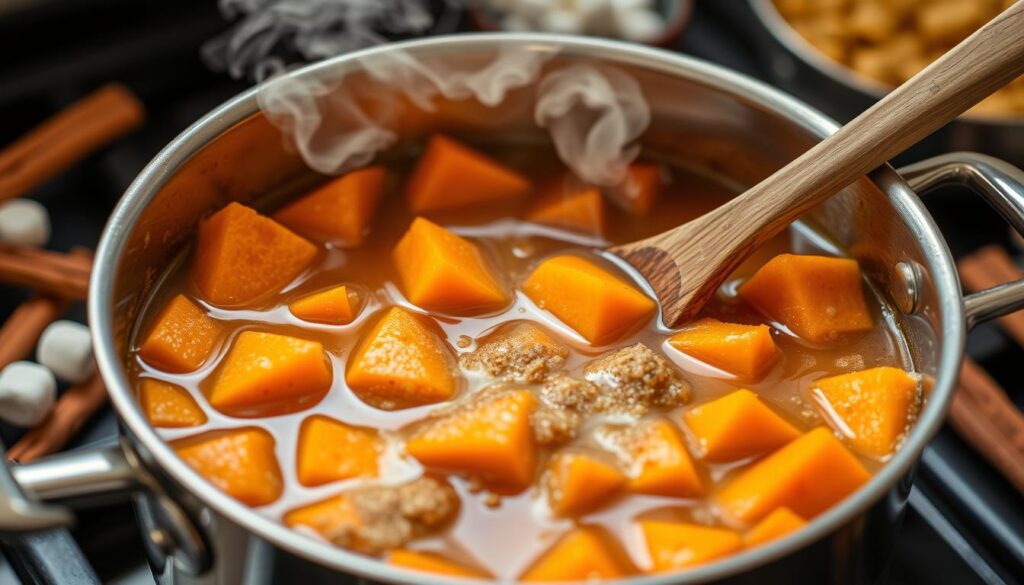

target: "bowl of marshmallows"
[469,0,694,46]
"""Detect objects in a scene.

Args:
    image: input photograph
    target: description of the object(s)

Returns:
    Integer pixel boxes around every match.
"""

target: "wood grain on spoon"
[611,1,1024,326]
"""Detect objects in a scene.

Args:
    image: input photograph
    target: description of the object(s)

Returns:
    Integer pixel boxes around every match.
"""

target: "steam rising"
[535,64,650,185]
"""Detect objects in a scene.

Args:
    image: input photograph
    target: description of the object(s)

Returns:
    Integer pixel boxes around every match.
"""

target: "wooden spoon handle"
[615,1,1024,326]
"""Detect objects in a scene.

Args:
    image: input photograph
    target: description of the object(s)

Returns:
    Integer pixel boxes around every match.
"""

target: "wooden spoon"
[611,1,1024,327]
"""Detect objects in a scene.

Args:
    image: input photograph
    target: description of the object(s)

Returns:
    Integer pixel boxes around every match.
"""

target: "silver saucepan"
[2,34,1024,585]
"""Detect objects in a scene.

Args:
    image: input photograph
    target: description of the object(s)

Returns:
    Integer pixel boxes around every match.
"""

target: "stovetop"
[0,2,1022,584]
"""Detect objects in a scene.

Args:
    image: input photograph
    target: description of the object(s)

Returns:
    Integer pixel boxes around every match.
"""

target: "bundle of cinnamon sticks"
[0,84,145,462]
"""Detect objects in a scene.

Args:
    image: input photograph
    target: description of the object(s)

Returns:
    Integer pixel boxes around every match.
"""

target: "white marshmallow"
[541,9,584,33]
[0,361,57,427]
[37,320,95,384]
[0,199,50,247]
[614,7,666,42]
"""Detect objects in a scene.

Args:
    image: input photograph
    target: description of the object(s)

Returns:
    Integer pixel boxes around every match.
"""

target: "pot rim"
[746,0,1024,128]
[89,33,965,584]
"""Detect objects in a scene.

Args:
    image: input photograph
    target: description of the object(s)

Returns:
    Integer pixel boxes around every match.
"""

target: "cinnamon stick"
[958,244,1024,345]
[0,245,92,299]
[0,84,145,202]
[949,358,1024,494]
[6,373,108,463]
[0,295,68,370]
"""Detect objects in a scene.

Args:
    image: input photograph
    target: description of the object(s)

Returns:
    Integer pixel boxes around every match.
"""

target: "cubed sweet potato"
[627,420,703,498]
[393,218,508,314]
[546,452,626,517]
[289,286,356,325]
[407,135,530,213]
[345,307,458,410]
[296,415,383,486]
[406,389,537,493]
[174,428,283,506]
[738,254,873,343]
[613,163,661,216]
[139,378,207,428]
[640,520,742,571]
[812,366,919,456]
[520,527,634,581]
[523,255,656,345]
[388,550,489,579]
[682,389,800,462]
[744,507,806,547]
[208,331,331,416]
[525,186,605,236]
[138,295,221,373]
[192,202,318,307]
[273,166,384,246]
[668,318,779,380]
[716,427,870,522]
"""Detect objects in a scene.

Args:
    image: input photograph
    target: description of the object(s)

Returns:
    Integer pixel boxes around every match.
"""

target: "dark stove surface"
[1,2,1022,584]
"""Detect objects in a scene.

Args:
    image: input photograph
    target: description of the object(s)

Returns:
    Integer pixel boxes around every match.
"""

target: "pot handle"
[898,152,1024,329]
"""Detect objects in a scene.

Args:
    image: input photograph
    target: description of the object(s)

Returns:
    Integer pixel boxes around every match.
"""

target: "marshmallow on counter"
[0,198,51,247]
[37,320,95,384]
[0,361,57,427]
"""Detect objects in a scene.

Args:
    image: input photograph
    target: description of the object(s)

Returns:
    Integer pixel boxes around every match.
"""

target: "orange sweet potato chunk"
[138,295,221,373]
[289,286,356,325]
[174,428,283,506]
[744,507,807,547]
[716,427,870,523]
[192,202,318,307]
[521,527,634,581]
[523,255,656,345]
[388,550,489,579]
[407,135,530,213]
[296,415,383,486]
[393,218,508,314]
[614,163,661,216]
[546,452,626,517]
[525,187,605,236]
[683,389,800,462]
[140,379,207,428]
[273,166,384,246]
[813,366,919,457]
[346,307,458,410]
[284,492,362,536]
[640,520,742,571]
[406,390,537,493]
[669,318,779,380]
[628,420,703,498]
[738,254,873,343]
[208,331,331,417]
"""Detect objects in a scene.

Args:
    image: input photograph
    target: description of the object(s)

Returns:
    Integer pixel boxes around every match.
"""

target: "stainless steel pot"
[3,33,1024,585]
[746,0,1024,167]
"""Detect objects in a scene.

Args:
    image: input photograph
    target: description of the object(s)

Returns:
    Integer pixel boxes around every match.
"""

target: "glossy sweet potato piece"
[296,415,383,486]
[174,428,283,506]
[716,427,870,522]
[208,331,331,416]
[406,389,537,493]
[813,366,919,456]
[273,166,384,246]
[289,286,356,325]
[628,420,703,498]
[744,507,806,547]
[388,550,489,579]
[192,202,318,307]
[615,163,661,216]
[139,378,207,428]
[738,254,873,343]
[138,295,221,373]
[346,307,457,410]
[523,255,656,345]
[640,520,742,571]
[682,389,800,462]
[546,452,626,517]
[525,187,605,235]
[393,218,507,314]
[668,318,779,380]
[521,527,634,581]
[406,135,530,213]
